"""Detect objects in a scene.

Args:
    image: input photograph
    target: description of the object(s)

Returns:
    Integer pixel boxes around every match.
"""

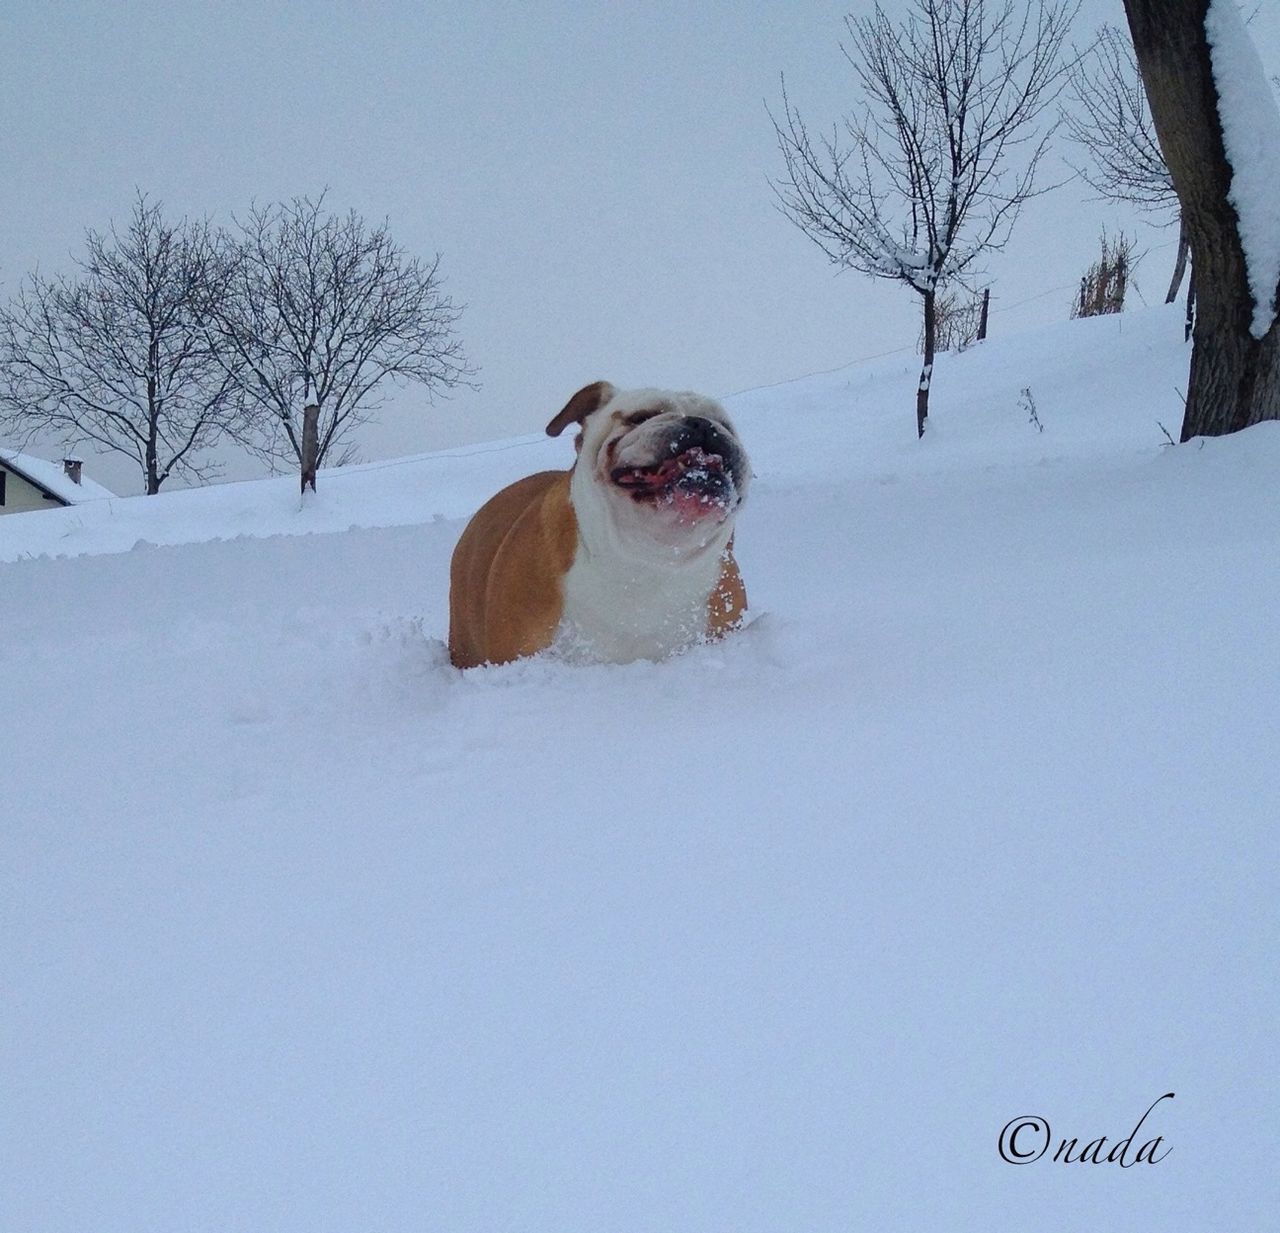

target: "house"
[0,449,115,514]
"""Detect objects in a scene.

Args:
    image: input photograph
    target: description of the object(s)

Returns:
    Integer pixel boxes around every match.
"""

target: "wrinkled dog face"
[559,385,749,552]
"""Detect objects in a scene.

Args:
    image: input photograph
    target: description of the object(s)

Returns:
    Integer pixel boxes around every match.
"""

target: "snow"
[0,446,116,505]
[0,434,579,563]
[3,305,1277,1232]
[1206,0,1280,338]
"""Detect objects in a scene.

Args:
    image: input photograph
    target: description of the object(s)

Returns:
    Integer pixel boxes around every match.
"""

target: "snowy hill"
[0,305,1195,562]
[3,305,1277,1232]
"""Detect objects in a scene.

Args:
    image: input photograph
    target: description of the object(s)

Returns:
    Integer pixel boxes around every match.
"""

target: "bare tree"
[1122,0,1280,440]
[1063,25,1190,303]
[773,0,1079,437]
[211,195,472,486]
[0,194,244,494]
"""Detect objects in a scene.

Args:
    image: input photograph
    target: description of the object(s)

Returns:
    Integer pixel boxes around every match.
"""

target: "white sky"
[2,0,1277,494]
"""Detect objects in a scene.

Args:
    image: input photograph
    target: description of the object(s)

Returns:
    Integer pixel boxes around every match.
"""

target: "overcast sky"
[3,0,1278,494]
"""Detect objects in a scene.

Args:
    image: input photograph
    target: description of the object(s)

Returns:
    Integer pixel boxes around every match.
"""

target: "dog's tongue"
[663,449,734,520]
[666,483,726,521]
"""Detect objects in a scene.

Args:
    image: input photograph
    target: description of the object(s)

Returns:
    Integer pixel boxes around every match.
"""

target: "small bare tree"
[211,194,473,487]
[0,194,244,494]
[773,0,1079,437]
[1071,230,1135,318]
[1063,25,1189,303]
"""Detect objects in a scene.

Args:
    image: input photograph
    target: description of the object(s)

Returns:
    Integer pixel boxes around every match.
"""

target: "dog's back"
[448,470,577,668]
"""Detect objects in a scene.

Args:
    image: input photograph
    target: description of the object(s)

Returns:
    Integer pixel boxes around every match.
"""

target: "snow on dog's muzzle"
[611,446,737,520]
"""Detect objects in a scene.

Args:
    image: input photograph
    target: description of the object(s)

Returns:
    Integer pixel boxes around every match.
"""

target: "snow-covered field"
[3,306,1276,1232]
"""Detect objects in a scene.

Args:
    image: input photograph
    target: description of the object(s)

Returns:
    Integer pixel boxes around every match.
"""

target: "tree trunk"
[300,403,320,493]
[145,445,160,495]
[916,287,935,439]
[145,414,160,495]
[146,339,161,495]
[1123,0,1280,441]
[977,288,990,341]
[1165,217,1190,304]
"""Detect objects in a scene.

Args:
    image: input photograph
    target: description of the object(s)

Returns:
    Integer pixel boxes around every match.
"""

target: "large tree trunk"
[1123,0,1280,441]
[916,287,935,439]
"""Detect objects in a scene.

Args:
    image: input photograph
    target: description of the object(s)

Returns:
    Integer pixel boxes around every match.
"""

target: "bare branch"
[206,194,475,474]
[1063,24,1178,216]
[0,193,249,494]
[772,0,1080,294]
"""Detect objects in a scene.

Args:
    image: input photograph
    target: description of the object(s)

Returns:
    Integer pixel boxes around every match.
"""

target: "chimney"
[63,457,83,485]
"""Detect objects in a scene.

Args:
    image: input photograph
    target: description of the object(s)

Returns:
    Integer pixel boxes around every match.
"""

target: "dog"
[448,380,749,667]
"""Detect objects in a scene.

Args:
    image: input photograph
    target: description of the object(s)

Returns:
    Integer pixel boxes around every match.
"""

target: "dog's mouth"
[610,446,736,515]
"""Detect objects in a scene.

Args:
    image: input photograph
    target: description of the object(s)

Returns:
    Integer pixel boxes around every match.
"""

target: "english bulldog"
[448,380,749,668]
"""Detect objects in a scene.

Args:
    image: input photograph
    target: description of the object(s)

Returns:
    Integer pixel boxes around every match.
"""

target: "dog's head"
[546,380,749,553]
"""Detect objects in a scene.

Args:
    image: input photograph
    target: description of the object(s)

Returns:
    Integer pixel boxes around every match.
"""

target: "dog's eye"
[620,410,659,426]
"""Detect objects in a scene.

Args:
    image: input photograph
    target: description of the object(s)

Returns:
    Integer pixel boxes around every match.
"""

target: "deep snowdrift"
[3,306,1276,1232]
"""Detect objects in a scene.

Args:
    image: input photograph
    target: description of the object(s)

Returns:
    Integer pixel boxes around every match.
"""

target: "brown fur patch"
[448,471,577,668]
[544,381,616,438]
[706,537,748,638]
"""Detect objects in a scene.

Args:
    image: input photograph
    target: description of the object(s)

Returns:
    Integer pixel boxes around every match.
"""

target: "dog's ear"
[545,381,616,437]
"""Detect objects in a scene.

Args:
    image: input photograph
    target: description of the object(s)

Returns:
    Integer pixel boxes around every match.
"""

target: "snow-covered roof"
[0,448,115,504]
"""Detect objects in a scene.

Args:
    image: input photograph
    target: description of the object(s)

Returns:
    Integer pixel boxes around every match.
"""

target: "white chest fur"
[555,426,741,663]
[557,539,727,663]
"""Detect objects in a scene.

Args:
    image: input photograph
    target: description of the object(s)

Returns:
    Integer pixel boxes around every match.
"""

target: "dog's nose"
[673,416,730,456]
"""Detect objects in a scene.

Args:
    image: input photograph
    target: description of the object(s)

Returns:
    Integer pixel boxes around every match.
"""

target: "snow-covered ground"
[3,306,1276,1232]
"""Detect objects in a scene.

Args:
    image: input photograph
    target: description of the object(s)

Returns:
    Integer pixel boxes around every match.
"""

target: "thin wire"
[325,433,560,479]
